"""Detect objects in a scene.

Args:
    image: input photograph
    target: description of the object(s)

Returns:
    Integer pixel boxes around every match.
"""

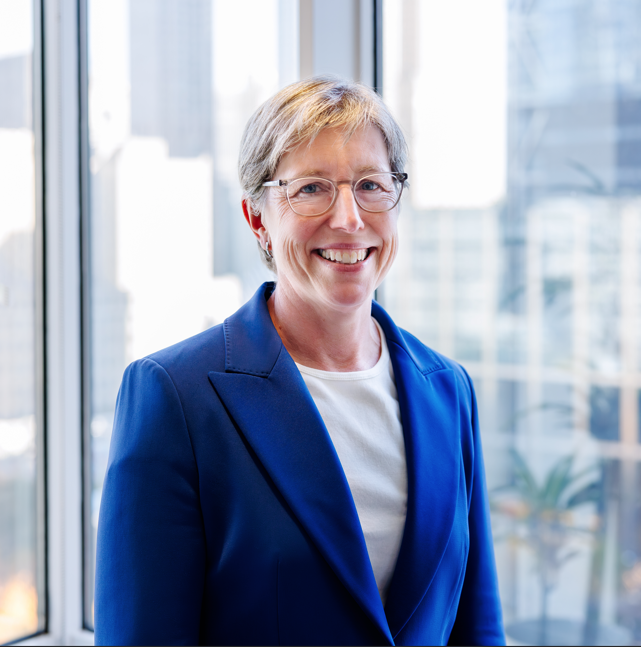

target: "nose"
[327,184,365,233]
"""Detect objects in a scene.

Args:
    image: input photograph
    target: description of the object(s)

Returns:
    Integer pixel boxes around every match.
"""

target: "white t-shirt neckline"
[295,318,407,604]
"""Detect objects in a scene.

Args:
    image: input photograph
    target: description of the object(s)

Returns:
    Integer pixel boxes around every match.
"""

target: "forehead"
[275,124,390,178]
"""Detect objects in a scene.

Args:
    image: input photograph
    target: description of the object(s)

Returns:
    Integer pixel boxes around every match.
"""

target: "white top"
[296,320,408,603]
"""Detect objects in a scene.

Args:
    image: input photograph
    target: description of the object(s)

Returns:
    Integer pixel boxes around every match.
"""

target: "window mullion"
[40,0,85,643]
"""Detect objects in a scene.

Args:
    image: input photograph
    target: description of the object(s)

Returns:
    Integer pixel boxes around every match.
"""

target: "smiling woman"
[244,124,401,371]
[94,76,505,646]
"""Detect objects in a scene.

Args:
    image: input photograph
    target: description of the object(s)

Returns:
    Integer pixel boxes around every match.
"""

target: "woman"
[95,76,504,646]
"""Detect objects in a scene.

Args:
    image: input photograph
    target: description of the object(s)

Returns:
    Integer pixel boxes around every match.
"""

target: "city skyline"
[383,0,641,641]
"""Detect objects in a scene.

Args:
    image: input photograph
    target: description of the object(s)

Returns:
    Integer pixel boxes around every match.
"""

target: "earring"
[264,240,273,260]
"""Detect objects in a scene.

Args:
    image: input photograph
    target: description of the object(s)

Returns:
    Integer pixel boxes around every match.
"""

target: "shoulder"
[111,325,228,463]
[372,300,476,408]
[129,322,227,382]
[377,307,475,397]
[113,324,227,426]
[406,327,473,384]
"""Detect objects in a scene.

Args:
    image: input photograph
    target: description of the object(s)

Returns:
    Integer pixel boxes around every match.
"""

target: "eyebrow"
[289,166,387,179]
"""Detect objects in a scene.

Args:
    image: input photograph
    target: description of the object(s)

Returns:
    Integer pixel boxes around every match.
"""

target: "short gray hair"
[238,75,408,270]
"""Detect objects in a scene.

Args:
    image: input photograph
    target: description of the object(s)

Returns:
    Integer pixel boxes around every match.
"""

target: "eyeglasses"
[262,172,408,217]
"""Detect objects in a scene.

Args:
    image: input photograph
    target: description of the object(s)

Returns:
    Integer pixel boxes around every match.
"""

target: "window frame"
[1,0,48,642]
[14,0,90,643]
[12,1,382,644]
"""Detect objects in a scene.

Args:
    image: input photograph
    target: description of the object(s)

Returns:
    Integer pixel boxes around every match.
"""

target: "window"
[11,0,641,643]
[0,2,376,643]
[0,2,373,643]
[383,0,641,643]
[84,0,298,627]
[0,0,45,643]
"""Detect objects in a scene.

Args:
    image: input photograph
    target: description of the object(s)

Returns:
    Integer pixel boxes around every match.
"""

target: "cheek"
[388,232,399,262]
[379,219,399,261]
[279,238,308,267]
[382,234,399,271]
[270,218,319,269]
[262,197,291,234]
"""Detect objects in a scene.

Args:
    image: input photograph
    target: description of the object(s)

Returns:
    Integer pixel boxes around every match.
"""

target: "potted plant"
[492,449,602,645]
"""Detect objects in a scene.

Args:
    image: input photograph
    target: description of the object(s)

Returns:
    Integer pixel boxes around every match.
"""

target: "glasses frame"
[262,171,409,217]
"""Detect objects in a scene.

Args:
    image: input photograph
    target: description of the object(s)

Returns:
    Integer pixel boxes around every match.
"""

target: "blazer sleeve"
[94,357,206,646]
[448,369,505,646]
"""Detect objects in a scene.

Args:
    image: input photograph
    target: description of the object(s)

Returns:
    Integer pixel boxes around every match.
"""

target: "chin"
[321,281,374,310]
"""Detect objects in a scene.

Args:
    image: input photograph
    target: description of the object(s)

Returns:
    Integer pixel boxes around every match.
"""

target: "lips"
[316,248,371,265]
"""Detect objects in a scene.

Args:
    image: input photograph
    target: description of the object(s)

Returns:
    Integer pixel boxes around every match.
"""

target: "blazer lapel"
[372,302,461,639]
[208,283,393,645]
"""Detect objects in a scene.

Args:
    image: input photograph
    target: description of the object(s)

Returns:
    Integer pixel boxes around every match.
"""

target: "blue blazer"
[95,282,504,646]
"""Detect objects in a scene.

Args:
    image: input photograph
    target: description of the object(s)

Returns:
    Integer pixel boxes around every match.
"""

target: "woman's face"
[256,124,400,313]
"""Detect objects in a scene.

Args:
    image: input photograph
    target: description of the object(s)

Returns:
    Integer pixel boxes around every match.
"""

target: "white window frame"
[15,0,92,644]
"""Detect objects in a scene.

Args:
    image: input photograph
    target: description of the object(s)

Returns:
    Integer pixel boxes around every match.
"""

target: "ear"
[242,198,269,248]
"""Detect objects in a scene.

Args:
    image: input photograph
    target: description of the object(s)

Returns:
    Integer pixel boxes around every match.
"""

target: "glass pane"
[0,0,44,643]
[86,0,296,627]
[384,0,641,644]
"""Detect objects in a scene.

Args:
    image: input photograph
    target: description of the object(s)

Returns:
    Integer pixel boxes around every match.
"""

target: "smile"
[317,248,371,264]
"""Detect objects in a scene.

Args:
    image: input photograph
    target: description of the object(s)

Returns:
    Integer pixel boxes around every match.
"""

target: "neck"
[267,282,381,372]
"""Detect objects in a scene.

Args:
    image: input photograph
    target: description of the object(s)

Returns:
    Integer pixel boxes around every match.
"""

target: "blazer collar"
[372,302,461,638]
[371,299,446,376]
[222,282,447,378]
[223,281,280,376]
[210,283,460,642]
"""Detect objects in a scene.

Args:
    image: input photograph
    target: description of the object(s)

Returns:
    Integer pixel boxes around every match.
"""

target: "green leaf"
[541,455,574,508]
[566,464,599,485]
[566,481,601,508]
[510,449,540,503]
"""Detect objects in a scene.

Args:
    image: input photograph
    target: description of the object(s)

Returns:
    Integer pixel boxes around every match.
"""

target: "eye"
[360,180,380,191]
[300,183,321,194]
[289,179,333,200]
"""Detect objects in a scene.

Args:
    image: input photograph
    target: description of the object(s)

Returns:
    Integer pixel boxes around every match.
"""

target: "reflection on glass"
[384,0,641,644]
[86,0,293,627]
[0,0,42,643]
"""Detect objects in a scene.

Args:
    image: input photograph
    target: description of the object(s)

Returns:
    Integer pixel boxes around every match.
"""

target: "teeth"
[319,249,368,264]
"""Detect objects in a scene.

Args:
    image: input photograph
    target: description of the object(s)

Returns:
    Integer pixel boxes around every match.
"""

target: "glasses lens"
[286,178,335,216]
[354,173,403,212]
